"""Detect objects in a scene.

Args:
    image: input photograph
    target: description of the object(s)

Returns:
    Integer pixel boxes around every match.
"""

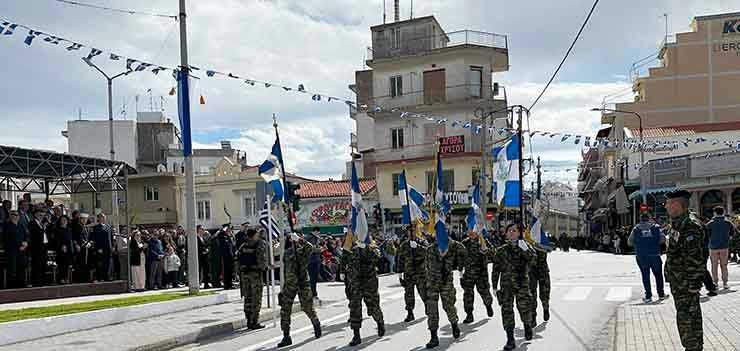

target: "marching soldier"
[397,225,428,323]
[491,223,535,350]
[424,232,465,349]
[236,228,268,330]
[277,232,322,348]
[664,190,705,351]
[528,242,551,326]
[342,236,385,346]
[461,229,494,324]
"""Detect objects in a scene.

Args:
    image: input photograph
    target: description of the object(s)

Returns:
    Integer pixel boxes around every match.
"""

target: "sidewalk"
[0,281,350,351]
[612,263,740,351]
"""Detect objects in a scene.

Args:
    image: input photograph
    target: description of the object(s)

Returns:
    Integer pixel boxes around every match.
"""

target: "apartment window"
[145,186,159,201]
[426,170,455,193]
[390,75,403,97]
[392,173,401,196]
[390,28,401,49]
[469,66,483,98]
[391,128,404,149]
[243,197,256,220]
[424,124,445,142]
[197,200,211,221]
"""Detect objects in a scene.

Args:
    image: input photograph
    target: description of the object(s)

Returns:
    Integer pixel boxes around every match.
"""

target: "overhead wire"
[54,0,178,20]
[528,0,600,111]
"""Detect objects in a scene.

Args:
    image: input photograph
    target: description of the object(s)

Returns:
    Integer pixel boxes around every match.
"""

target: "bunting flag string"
[0,15,356,107]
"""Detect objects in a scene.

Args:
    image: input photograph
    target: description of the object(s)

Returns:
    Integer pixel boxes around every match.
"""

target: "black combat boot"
[313,320,322,339]
[349,328,362,346]
[531,312,538,327]
[543,308,550,322]
[503,328,516,350]
[486,304,494,317]
[404,310,415,322]
[524,324,534,340]
[462,311,474,324]
[377,321,386,337]
[248,319,265,330]
[451,322,461,339]
[277,330,292,348]
[425,329,439,349]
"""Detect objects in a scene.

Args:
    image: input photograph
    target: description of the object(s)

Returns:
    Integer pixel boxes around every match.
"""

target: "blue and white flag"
[259,201,280,242]
[350,162,369,244]
[492,134,521,208]
[399,170,428,225]
[258,139,286,203]
[529,210,551,248]
[466,183,487,237]
[434,155,451,253]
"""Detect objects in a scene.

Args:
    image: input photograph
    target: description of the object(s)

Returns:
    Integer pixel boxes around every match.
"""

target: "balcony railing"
[373,136,483,164]
[368,30,508,61]
[360,83,505,112]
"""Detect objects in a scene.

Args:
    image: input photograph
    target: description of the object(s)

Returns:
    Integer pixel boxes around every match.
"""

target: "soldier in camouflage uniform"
[491,223,535,350]
[461,230,494,324]
[236,228,268,330]
[528,242,551,326]
[341,238,386,346]
[424,233,465,349]
[277,233,322,348]
[397,226,428,323]
[664,190,705,351]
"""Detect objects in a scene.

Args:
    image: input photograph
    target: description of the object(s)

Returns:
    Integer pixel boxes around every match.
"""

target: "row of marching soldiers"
[234,221,552,350]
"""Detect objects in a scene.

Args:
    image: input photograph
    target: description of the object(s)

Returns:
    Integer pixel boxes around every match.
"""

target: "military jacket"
[341,244,381,280]
[529,244,550,275]
[237,235,267,273]
[425,239,465,283]
[283,239,314,284]
[664,212,706,291]
[491,240,534,290]
[398,239,428,275]
[462,236,489,272]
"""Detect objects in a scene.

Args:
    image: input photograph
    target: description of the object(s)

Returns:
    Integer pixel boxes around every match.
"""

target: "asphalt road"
[175,250,646,351]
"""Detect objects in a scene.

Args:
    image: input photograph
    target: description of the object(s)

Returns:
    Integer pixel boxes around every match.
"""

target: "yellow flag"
[343,230,354,251]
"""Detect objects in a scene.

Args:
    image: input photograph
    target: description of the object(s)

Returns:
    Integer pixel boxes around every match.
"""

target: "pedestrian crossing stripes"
[559,286,638,302]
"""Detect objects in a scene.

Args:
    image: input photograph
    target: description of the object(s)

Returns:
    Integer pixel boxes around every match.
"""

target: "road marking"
[238,287,405,351]
[562,287,592,301]
[604,287,632,301]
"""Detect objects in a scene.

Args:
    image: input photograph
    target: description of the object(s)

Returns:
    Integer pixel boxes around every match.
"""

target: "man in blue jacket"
[628,213,668,303]
[706,206,736,290]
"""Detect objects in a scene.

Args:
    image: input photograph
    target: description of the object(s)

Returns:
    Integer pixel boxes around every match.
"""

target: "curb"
[134,302,302,351]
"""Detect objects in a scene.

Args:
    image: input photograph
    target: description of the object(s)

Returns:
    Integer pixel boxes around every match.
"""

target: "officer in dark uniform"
[664,190,705,351]
[216,224,235,289]
[196,225,211,289]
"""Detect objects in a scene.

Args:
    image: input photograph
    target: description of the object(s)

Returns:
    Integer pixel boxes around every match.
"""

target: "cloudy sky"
[0,0,737,181]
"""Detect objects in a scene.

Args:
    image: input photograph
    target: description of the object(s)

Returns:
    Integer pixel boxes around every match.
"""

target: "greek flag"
[259,201,280,241]
[466,183,487,237]
[492,134,521,207]
[350,161,369,244]
[399,170,428,225]
[434,155,451,253]
[529,213,550,247]
[258,139,286,203]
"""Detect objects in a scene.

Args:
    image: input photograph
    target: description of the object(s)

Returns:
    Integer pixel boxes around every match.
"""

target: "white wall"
[167,155,227,175]
[66,120,137,167]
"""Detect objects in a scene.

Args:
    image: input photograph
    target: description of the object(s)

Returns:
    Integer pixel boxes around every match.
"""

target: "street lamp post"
[591,107,646,206]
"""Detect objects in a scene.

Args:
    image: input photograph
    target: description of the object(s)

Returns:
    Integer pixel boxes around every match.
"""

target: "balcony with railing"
[367,30,508,62]
[363,83,506,113]
[373,134,483,164]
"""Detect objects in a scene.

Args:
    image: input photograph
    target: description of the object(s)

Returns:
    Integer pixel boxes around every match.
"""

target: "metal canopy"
[0,145,136,195]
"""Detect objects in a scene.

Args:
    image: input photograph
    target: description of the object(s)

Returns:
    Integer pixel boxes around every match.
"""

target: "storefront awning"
[628,186,677,201]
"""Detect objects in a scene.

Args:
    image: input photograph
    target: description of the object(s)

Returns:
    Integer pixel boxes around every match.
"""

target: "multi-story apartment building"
[350,15,510,230]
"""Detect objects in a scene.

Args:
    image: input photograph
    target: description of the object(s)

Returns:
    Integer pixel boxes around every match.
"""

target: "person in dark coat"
[91,213,113,282]
[55,215,75,284]
[197,225,212,289]
[4,211,28,288]
[29,209,50,287]
[217,225,236,289]
[71,212,92,282]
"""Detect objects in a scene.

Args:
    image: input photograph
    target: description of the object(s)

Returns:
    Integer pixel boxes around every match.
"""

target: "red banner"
[439,135,465,155]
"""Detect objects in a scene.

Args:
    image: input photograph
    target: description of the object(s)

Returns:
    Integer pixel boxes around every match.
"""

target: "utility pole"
[517,107,525,238]
[179,0,199,295]
[536,156,542,200]
[480,112,489,233]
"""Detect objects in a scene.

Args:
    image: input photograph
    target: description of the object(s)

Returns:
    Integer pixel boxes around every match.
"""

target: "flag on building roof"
[258,139,287,203]
[399,170,428,225]
[492,134,521,207]
[350,161,369,244]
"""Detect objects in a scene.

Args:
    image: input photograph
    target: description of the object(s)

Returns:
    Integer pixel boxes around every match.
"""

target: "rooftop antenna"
[147,88,154,112]
[394,0,399,21]
[410,0,413,19]
[383,0,386,24]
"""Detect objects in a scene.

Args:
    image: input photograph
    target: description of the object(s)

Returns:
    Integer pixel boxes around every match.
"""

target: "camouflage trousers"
[497,283,533,331]
[344,278,351,302]
[426,279,458,331]
[671,287,703,351]
[240,271,263,323]
[403,272,427,312]
[529,270,551,321]
[279,279,318,332]
[462,269,493,313]
[349,275,384,330]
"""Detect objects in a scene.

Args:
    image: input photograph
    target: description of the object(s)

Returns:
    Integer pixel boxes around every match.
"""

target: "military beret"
[665,190,691,199]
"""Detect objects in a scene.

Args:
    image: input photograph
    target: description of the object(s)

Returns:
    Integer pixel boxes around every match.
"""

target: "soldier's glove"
[399,274,405,286]
[357,242,366,249]
[518,240,530,251]
[290,233,300,242]
[410,241,418,249]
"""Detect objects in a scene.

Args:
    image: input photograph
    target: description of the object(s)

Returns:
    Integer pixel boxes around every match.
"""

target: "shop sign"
[439,135,465,155]
[297,201,350,226]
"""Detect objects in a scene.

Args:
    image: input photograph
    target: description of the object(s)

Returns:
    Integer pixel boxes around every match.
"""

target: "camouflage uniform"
[342,244,384,330]
[491,240,534,331]
[461,236,493,315]
[528,244,551,324]
[425,239,465,331]
[279,239,320,333]
[665,212,706,351]
[236,235,267,325]
[398,238,428,313]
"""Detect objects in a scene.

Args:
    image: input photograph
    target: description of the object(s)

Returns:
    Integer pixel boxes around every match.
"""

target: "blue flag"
[258,139,286,203]
[399,170,428,225]
[176,70,193,157]
[350,162,369,244]
[434,155,450,253]
[492,134,521,207]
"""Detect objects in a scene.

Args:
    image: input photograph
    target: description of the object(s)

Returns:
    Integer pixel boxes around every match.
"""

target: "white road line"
[562,287,593,301]
[238,288,404,351]
[604,287,632,302]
